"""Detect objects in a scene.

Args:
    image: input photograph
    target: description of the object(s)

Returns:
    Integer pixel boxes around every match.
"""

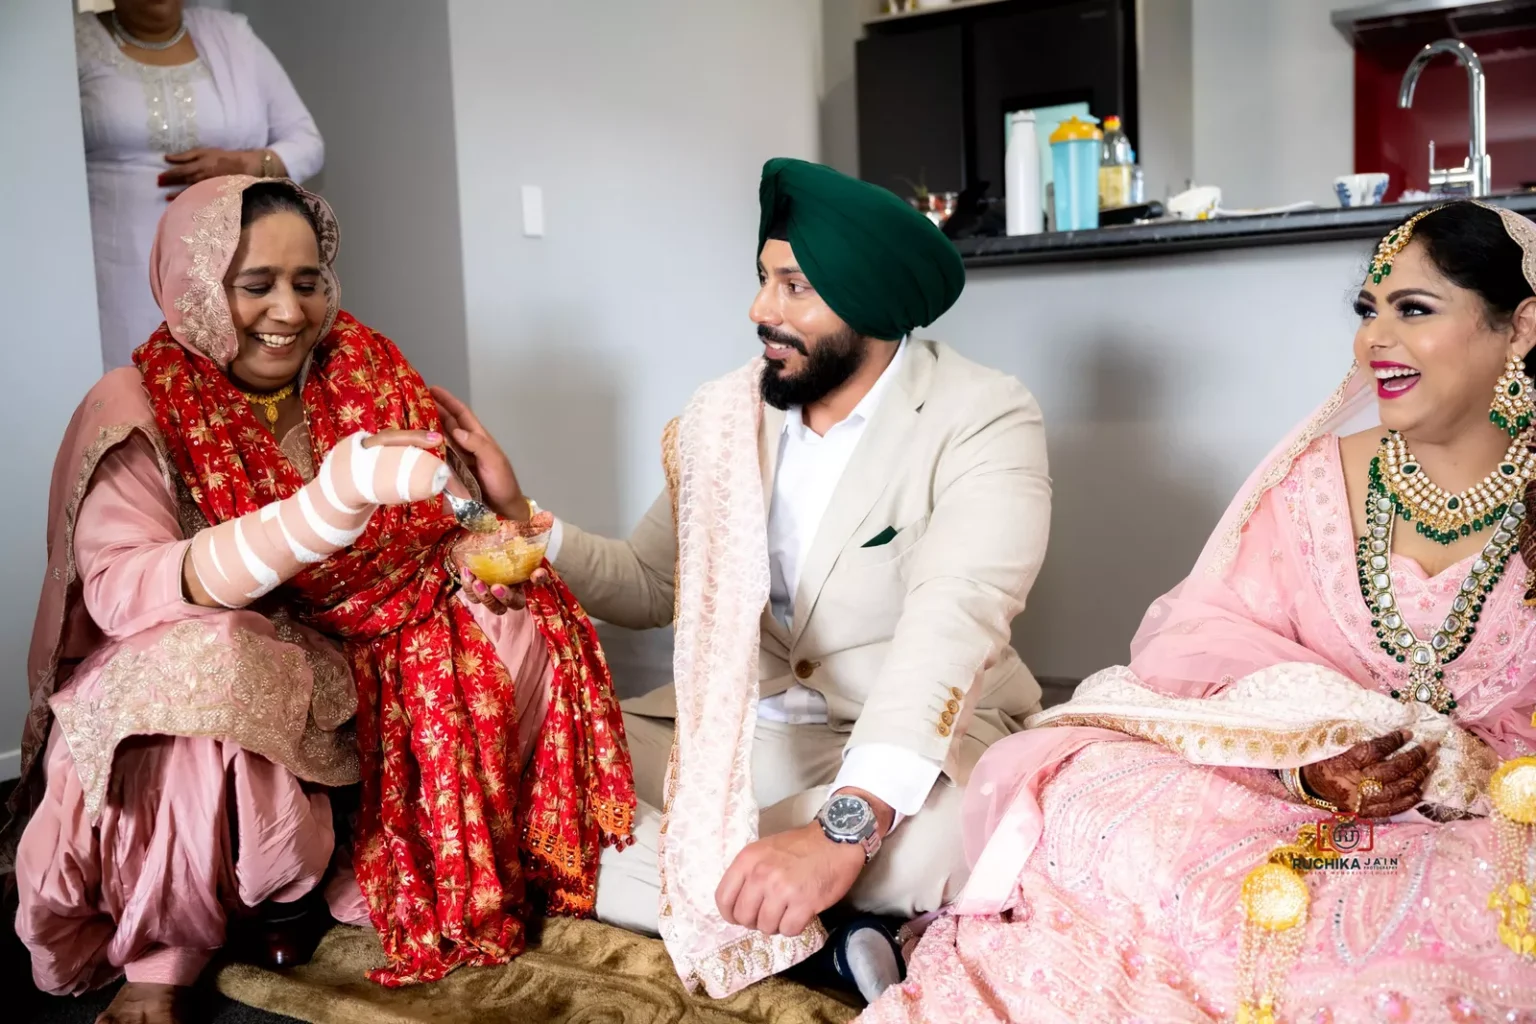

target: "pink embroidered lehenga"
[865,211,1536,1024]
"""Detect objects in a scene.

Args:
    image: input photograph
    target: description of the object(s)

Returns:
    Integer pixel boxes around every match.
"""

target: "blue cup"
[1048,116,1102,231]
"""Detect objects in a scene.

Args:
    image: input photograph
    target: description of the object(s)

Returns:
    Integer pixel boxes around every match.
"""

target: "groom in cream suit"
[436,159,1049,994]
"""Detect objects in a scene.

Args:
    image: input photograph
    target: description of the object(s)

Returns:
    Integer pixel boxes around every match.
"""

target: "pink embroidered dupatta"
[955,204,1536,915]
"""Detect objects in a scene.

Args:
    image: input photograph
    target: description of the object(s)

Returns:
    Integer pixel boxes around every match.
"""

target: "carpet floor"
[213,919,860,1024]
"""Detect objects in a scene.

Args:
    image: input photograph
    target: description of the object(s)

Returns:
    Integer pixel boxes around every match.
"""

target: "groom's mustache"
[757,324,808,356]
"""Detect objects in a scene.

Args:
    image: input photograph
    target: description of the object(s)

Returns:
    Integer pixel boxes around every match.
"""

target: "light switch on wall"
[521,185,544,238]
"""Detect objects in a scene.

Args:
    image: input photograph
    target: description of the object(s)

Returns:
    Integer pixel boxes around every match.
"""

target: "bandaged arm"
[183,432,449,609]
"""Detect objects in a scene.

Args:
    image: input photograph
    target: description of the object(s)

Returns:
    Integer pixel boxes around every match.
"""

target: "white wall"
[933,242,1366,679]
[821,0,883,178]
[0,1,105,777]
[233,0,472,398]
[1191,0,1354,209]
[1137,0,1194,203]
[448,0,821,540]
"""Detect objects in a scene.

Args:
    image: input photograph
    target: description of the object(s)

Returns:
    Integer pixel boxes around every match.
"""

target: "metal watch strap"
[858,825,882,862]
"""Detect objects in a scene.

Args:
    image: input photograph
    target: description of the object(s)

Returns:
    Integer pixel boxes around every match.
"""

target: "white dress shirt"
[547,339,941,822]
[756,341,940,822]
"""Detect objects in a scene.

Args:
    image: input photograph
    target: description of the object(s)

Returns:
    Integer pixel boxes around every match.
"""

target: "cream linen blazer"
[552,339,1050,784]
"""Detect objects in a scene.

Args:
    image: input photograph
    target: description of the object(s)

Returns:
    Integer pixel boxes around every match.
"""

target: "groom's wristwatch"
[816,792,882,862]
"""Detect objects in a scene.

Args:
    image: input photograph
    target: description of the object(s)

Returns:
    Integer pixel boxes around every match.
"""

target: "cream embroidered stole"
[654,359,826,997]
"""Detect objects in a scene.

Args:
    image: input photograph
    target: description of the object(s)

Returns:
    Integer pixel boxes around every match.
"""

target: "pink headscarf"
[148,175,341,366]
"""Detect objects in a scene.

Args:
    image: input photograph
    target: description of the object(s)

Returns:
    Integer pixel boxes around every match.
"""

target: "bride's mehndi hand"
[429,385,530,522]
[1300,730,1437,818]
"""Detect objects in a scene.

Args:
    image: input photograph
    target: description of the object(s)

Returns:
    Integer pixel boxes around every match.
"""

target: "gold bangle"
[1283,766,1339,813]
[259,149,276,178]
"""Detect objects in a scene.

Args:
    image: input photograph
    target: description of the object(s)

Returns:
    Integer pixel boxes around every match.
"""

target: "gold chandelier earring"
[1491,355,1536,438]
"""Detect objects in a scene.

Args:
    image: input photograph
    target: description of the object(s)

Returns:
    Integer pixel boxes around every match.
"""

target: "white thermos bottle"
[1005,111,1042,236]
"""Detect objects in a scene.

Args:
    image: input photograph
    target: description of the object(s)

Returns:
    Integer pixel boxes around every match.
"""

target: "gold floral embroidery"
[15,423,176,812]
[51,620,358,822]
[279,422,317,482]
[1043,711,1371,769]
[172,178,248,363]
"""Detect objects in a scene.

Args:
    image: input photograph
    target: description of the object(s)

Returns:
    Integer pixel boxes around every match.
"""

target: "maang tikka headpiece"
[1368,205,1442,285]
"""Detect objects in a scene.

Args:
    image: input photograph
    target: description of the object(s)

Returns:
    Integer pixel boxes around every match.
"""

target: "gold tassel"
[1234,830,1315,1024]
[1488,757,1536,957]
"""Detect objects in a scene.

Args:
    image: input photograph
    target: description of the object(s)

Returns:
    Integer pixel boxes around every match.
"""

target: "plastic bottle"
[1049,115,1102,231]
[1128,146,1145,204]
[1005,111,1043,236]
[1099,114,1133,210]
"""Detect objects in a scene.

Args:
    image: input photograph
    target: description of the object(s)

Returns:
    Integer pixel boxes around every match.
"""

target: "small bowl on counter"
[909,191,960,227]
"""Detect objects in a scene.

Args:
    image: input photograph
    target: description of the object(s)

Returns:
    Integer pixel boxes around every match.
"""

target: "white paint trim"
[0,747,20,781]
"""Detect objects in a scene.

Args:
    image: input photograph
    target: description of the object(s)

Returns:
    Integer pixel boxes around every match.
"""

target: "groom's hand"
[715,822,865,938]
[430,385,531,522]
[716,790,893,938]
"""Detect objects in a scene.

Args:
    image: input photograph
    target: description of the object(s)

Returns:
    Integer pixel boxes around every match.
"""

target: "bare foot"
[95,982,187,1024]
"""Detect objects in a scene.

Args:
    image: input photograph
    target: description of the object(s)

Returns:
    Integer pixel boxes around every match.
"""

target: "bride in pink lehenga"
[865,202,1536,1023]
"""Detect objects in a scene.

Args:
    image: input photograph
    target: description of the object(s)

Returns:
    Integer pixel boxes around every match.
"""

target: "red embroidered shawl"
[134,312,634,986]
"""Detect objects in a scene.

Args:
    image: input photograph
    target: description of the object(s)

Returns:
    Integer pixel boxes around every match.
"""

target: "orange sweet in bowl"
[452,511,553,586]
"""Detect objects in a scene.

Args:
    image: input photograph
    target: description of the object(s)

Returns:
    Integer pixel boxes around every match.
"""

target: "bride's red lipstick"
[1371,360,1421,400]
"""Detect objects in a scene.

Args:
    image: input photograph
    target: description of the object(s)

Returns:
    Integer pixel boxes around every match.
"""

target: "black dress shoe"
[229,893,328,969]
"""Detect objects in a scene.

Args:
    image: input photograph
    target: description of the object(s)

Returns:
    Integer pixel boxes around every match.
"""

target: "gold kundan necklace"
[240,382,296,428]
[1360,429,1533,715]
[1373,428,1535,545]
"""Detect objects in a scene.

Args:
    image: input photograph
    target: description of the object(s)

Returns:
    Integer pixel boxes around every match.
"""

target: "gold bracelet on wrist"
[1281,766,1339,813]
[259,149,276,178]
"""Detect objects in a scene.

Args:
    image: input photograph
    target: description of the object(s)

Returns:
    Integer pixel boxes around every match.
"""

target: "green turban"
[757,157,965,341]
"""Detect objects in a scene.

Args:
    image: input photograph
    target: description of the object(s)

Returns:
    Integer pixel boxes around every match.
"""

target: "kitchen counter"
[955,192,1536,268]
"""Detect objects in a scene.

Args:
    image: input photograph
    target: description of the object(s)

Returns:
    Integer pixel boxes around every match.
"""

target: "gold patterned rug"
[214,920,861,1024]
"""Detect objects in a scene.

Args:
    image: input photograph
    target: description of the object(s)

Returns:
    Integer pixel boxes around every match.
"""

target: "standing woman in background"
[75,0,323,370]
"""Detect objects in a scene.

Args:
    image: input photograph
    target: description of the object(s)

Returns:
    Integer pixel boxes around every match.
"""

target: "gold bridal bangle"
[1280,766,1339,813]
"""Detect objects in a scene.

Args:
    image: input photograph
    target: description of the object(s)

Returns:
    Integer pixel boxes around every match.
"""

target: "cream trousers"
[593,712,969,937]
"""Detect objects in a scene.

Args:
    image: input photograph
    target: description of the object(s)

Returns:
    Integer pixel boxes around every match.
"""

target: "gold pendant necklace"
[241,382,295,428]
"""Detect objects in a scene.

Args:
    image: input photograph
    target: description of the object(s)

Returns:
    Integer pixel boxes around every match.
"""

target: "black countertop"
[955,193,1536,268]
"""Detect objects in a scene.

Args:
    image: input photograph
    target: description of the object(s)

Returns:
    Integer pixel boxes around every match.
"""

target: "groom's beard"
[759,324,868,410]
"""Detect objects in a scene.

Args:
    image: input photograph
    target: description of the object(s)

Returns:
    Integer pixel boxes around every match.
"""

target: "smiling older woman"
[6,177,633,1024]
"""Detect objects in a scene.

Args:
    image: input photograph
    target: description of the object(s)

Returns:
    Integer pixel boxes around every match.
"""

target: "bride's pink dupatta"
[956,356,1536,915]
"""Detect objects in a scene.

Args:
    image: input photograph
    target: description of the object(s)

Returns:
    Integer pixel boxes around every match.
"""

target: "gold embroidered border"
[1042,710,1372,767]
[17,424,177,807]
[172,177,248,363]
[51,620,358,822]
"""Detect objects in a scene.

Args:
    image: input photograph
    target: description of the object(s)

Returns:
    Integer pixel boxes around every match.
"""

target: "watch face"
[825,796,871,835]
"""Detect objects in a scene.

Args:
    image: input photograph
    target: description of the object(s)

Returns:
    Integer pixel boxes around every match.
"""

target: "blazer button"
[945,698,960,713]
[949,686,964,699]
[940,709,955,726]
[794,659,816,680]
[937,724,952,737]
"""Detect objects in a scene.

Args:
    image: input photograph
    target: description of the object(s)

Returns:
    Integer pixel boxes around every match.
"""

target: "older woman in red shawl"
[7,176,633,1023]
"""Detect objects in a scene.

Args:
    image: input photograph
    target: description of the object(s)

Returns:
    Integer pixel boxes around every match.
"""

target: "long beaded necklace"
[1359,436,1529,716]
